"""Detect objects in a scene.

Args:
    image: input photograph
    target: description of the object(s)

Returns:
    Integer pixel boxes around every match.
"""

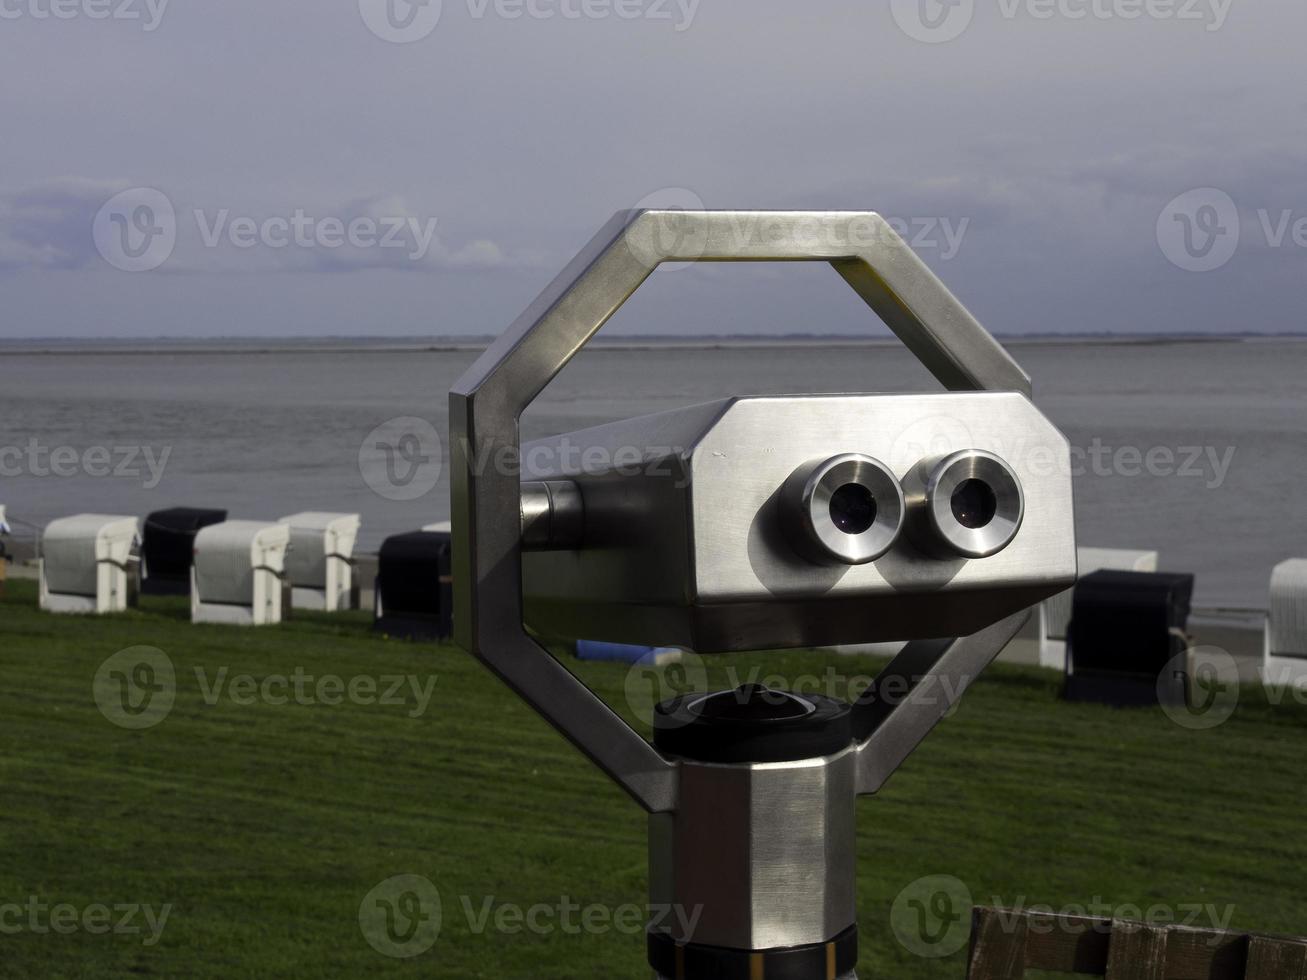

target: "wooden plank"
[967,907,1028,979]
[1163,925,1250,979]
[1023,912,1113,974]
[1105,922,1169,980]
[969,908,1307,980]
[1246,935,1307,980]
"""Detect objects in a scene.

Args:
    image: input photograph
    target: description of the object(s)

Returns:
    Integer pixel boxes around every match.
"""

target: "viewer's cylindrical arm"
[520,480,584,551]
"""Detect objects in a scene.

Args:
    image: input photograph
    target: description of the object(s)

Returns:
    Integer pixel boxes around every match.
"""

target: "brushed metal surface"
[521,392,1074,651]
[855,610,1031,794]
[520,480,584,551]
[451,210,1041,811]
[649,748,858,951]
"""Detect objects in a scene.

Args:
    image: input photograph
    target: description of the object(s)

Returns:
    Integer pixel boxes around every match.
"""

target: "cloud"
[0,177,131,271]
[304,194,506,272]
[0,182,513,275]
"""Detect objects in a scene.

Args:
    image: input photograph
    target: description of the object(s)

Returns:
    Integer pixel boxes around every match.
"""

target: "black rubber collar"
[648,924,858,980]
[653,684,853,764]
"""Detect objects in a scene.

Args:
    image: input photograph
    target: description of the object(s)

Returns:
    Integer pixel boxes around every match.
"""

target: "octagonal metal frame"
[449,210,1035,813]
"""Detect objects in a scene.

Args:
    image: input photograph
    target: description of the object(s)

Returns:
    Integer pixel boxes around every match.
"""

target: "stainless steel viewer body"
[449,210,1077,979]
[522,391,1074,652]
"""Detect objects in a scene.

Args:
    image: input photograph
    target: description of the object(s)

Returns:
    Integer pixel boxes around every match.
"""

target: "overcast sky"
[0,0,1303,338]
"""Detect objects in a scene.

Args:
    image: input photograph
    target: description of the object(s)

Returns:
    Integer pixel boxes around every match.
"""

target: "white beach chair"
[1037,547,1159,670]
[39,514,140,614]
[278,512,360,612]
[191,521,291,626]
[1263,559,1307,689]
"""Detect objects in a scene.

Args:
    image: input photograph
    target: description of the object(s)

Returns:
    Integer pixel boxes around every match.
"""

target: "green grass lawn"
[1,576,1304,979]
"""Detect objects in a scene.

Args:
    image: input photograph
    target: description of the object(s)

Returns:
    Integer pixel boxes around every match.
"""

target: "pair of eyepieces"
[781,450,1024,566]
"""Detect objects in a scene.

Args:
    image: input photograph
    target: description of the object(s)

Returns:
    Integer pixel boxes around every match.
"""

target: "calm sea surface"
[2,338,1303,610]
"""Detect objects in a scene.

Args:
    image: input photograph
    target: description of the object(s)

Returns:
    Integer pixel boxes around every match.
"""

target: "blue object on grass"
[575,640,680,665]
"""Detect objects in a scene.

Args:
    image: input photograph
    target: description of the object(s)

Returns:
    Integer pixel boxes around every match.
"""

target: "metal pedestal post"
[646,686,862,980]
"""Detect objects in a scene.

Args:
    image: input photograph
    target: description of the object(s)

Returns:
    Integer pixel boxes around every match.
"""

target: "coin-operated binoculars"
[450,211,1076,979]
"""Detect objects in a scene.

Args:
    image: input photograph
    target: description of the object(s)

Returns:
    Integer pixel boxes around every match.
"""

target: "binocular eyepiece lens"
[782,454,905,566]
[783,450,1023,564]
[829,483,877,536]
[950,478,998,530]
[918,450,1024,558]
